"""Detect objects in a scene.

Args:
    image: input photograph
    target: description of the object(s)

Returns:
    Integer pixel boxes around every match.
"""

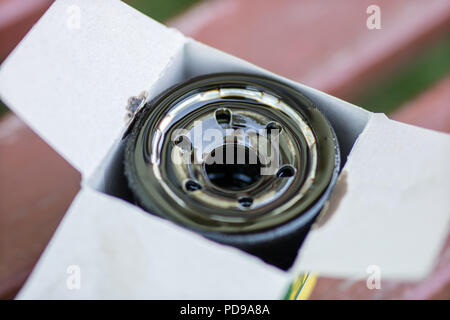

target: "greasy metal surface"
[125,73,339,234]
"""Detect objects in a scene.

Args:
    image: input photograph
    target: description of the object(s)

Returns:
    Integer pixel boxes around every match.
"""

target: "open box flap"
[17,187,289,299]
[294,113,450,280]
[0,0,186,177]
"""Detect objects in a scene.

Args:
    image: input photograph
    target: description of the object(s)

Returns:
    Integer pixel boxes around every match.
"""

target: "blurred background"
[0,0,449,299]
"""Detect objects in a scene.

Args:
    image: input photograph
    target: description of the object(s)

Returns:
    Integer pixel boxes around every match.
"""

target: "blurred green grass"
[353,36,450,114]
[0,101,6,116]
[129,0,200,22]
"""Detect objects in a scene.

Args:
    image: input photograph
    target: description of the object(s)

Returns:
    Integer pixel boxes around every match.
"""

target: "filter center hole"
[205,144,261,191]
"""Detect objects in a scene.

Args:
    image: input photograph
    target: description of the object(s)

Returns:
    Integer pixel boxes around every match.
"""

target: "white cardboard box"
[0,0,449,299]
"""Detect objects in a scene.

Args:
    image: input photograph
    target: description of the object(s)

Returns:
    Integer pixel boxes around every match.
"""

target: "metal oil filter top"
[124,73,340,269]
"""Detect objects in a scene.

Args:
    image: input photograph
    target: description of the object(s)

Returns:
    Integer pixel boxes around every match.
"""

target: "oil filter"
[124,73,340,269]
